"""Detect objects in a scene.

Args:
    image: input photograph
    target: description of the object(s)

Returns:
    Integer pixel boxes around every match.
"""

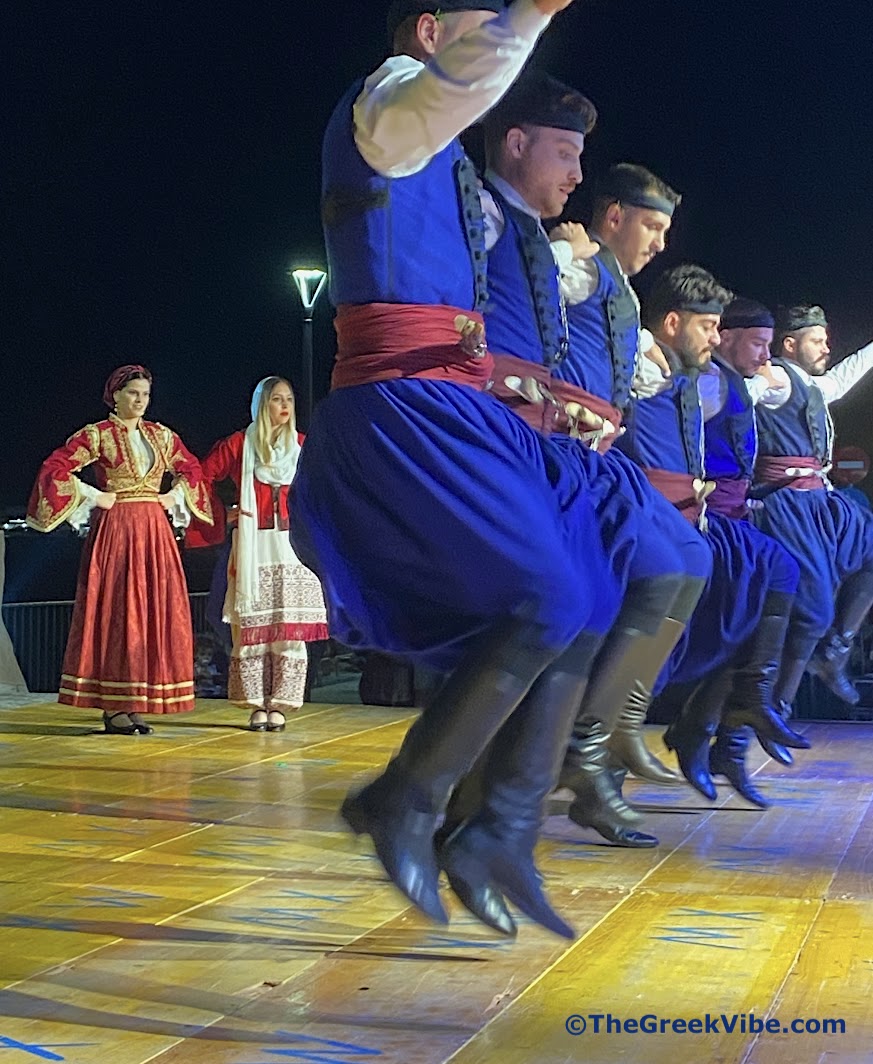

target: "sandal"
[249,710,268,732]
[266,710,286,732]
[129,712,154,735]
[102,711,138,735]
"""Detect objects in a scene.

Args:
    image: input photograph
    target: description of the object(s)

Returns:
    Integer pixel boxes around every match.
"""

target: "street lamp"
[291,268,328,429]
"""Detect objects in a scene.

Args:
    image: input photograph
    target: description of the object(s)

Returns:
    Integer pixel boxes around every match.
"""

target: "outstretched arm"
[355,0,572,176]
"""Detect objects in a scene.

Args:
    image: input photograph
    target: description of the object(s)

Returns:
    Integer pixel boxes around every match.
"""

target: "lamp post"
[291,268,328,429]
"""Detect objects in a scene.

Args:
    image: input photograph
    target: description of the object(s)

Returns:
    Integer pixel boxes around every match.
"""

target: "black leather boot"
[807,632,860,705]
[758,700,795,766]
[606,617,685,785]
[561,576,684,837]
[806,570,873,705]
[439,630,602,938]
[719,594,811,751]
[608,576,707,786]
[341,617,560,924]
[763,641,817,765]
[709,725,768,808]
[663,668,733,800]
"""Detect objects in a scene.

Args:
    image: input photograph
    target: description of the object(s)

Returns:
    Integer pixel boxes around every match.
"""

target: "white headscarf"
[233,377,302,615]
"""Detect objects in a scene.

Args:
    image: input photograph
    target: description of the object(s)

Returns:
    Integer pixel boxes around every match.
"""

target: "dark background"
[4,0,873,514]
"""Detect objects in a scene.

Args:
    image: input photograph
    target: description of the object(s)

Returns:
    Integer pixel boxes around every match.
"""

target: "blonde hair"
[253,376,295,464]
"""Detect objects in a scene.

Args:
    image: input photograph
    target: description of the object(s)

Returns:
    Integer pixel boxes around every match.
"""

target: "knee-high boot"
[806,570,873,705]
[439,630,603,938]
[340,616,561,924]
[718,592,811,751]
[607,576,706,785]
[560,576,683,844]
[663,668,733,799]
[762,631,820,765]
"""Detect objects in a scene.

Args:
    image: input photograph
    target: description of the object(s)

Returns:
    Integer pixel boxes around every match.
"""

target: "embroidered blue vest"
[754,358,831,463]
[559,247,637,410]
[483,187,567,366]
[321,79,487,310]
[704,358,757,479]
[617,372,704,477]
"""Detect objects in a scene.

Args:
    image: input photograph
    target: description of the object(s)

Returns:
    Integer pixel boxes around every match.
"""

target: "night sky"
[5,0,873,511]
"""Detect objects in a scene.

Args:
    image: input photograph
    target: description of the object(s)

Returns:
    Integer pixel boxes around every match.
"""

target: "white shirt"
[755,342,873,409]
[353,0,551,178]
[697,361,773,422]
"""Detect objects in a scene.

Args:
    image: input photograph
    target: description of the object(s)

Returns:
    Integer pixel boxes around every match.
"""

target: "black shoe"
[567,799,659,847]
[758,700,794,765]
[102,711,137,735]
[442,819,573,938]
[341,777,448,924]
[266,710,286,732]
[129,713,154,735]
[807,634,860,705]
[709,726,769,808]
[439,827,517,936]
[662,670,732,801]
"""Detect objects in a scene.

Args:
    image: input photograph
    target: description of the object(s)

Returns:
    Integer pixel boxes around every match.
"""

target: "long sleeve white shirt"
[755,342,873,409]
[353,0,551,178]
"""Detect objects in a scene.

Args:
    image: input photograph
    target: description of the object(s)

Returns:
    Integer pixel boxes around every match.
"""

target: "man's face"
[674,312,722,369]
[788,325,830,375]
[507,126,585,219]
[718,326,774,378]
[606,205,672,276]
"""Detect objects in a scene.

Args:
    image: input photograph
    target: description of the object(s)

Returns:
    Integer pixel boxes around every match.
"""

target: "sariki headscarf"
[103,364,151,408]
[234,377,302,614]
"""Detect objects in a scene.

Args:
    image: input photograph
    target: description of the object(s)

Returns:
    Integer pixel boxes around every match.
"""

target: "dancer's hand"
[756,360,784,390]
[95,490,117,510]
[550,221,599,260]
[157,492,175,512]
[645,342,672,379]
[533,0,577,13]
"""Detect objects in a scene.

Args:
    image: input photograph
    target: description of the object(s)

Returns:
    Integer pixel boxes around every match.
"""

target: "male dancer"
[752,305,873,712]
[613,266,808,803]
[292,0,621,937]
[475,99,711,849]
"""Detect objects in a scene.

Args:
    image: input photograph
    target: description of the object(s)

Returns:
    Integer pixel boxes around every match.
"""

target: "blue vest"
[321,79,487,310]
[559,247,637,410]
[617,370,704,477]
[483,188,567,366]
[755,359,831,463]
[704,358,757,479]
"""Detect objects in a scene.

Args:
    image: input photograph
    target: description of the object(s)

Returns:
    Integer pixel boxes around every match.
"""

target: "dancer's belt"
[331,303,493,390]
[752,456,830,496]
[114,490,161,503]
[707,475,755,519]
[642,467,715,528]
[488,354,623,451]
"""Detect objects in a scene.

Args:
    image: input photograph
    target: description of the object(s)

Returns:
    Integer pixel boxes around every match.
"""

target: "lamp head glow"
[291,268,327,311]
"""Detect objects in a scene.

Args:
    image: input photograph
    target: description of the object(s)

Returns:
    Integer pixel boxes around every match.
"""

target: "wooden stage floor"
[0,698,871,1064]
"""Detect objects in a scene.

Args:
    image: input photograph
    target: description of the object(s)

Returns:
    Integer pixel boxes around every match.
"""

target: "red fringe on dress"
[59,501,195,714]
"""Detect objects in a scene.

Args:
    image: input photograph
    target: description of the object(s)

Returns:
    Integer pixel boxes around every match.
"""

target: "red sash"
[643,468,705,524]
[331,304,493,390]
[755,456,826,491]
[707,475,752,519]
[488,353,623,448]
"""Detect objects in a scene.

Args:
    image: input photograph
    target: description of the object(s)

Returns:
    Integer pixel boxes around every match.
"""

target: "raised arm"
[819,340,873,404]
[355,0,569,177]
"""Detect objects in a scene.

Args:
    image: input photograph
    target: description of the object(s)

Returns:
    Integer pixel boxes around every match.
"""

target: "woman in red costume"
[27,365,212,734]
[192,377,328,731]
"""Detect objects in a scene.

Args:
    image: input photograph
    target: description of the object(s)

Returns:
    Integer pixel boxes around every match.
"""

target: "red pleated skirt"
[59,500,195,713]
